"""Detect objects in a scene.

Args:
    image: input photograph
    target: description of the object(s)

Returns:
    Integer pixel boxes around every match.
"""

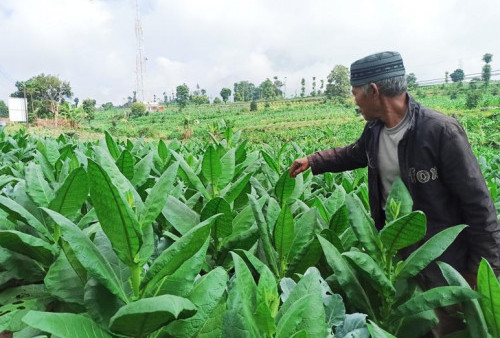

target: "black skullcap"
[350,51,405,86]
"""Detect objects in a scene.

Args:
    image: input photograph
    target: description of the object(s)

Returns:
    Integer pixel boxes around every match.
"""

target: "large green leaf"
[262,150,280,174]
[109,295,196,337]
[0,196,51,242]
[201,197,232,241]
[395,286,481,317]
[379,211,426,254]
[93,146,144,211]
[437,261,488,338]
[164,267,229,337]
[275,171,295,206]
[202,145,222,189]
[105,130,120,160]
[139,162,179,230]
[162,195,200,235]
[396,224,467,279]
[276,268,327,337]
[48,167,89,219]
[44,252,85,305]
[218,148,235,189]
[222,173,252,204]
[222,253,261,338]
[131,152,154,188]
[42,208,129,303]
[25,162,54,207]
[342,251,395,296]
[478,258,500,337]
[385,177,413,223]
[141,216,217,296]
[317,235,375,319]
[345,194,382,258]
[0,230,55,266]
[171,150,210,200]
[249,194,279,277]
[274,204,294,265]
[367,320,397,338]
[23,311,111,338]
[88,160,141,266]
[116,149,135,180]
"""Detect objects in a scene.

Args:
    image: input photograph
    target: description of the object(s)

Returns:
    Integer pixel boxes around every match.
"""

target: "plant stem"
[131,264,142,299]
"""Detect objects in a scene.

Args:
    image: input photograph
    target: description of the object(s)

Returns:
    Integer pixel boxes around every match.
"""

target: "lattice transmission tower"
[135,0,146,103]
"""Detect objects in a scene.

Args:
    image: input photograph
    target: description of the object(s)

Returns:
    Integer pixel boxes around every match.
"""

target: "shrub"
[130,102,147,117]
[465,90,482,109]
[250,100,258,111]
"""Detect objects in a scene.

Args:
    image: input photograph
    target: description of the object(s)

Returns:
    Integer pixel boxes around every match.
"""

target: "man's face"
[351,86,377,121]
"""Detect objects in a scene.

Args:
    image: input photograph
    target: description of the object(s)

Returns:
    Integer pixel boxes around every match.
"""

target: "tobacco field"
[0,122,499,337]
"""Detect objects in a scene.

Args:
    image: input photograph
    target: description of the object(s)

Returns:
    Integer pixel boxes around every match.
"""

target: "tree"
[176,84,190,110]
[259,79,276,101]
[74,97,79,108]
[191,95,209,105]
[483,53,493,64]
[233,81,255,102]
[482,53,493,86]
[273,76,283,98]
[82,98,96,125]
[311,76,317,96]
[406,73,417,90]
[101,102,114,110]
[325,65,350,99]
[220,88,232,103]
[445,71,449,84]
[11,74,72,125]
[0,100,8,118]
[300,78,306,97]
[213,97,222,104]
[449,69,464,83]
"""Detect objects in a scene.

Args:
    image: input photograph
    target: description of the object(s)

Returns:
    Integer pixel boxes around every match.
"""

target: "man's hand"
[289,157,310,178]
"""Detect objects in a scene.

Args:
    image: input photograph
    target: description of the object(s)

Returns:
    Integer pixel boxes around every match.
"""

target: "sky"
[0,0,499,106]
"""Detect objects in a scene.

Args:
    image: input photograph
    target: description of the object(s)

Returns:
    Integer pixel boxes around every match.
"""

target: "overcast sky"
[1,0,499,105]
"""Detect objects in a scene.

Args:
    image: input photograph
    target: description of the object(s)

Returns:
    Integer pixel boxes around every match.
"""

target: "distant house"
[146,102,164,112]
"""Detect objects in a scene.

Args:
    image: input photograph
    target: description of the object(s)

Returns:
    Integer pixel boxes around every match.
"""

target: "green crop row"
[0,126,499,337]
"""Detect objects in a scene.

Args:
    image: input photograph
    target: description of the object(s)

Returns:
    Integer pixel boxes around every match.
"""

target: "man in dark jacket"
[289,51,500,334]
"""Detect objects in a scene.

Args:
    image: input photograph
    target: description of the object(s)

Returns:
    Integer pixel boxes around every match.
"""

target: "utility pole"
[23,84,28,128]
[135,0,145,103]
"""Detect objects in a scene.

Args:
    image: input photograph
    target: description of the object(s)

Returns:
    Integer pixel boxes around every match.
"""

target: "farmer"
[289,51,500,335]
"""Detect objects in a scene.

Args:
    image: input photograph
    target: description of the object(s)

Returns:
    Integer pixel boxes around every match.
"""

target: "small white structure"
[8,98,28,122]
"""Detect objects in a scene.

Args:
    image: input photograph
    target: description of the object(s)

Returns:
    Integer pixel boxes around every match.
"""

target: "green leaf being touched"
[23,311,111,338]
[88,160,141,266]
[478,258,500,337]
[275,171,295,206]
[379,211,426,254]
[109,294,196,337]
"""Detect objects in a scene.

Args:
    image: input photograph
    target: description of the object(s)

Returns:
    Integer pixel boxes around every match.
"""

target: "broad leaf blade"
[48,167,89,219]
[23,311,111,338]
[396,225,467,279]
[385,177,413,223]
[42,208,129,303]
[105,131,120,160]
[202,145,222,189]
[116,149,135,180]
[109,295,196,337]
[0,230,55,266]
[379,211,426,253]
[275,171,295,206]
[88,160,141,266]
[478,258,500,337]
[25,162,54,207]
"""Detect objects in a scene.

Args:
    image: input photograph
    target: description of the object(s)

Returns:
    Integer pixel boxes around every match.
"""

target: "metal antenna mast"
[135,0,145,102]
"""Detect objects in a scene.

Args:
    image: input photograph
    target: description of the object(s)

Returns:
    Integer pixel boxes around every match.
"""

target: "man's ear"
[369,83,379,98]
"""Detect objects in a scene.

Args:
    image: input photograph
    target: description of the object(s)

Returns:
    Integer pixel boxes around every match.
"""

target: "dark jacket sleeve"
[307,124,369,175]
[439,122,500,274]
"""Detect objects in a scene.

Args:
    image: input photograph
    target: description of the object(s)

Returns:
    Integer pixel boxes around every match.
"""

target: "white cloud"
[1,0,499,105]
